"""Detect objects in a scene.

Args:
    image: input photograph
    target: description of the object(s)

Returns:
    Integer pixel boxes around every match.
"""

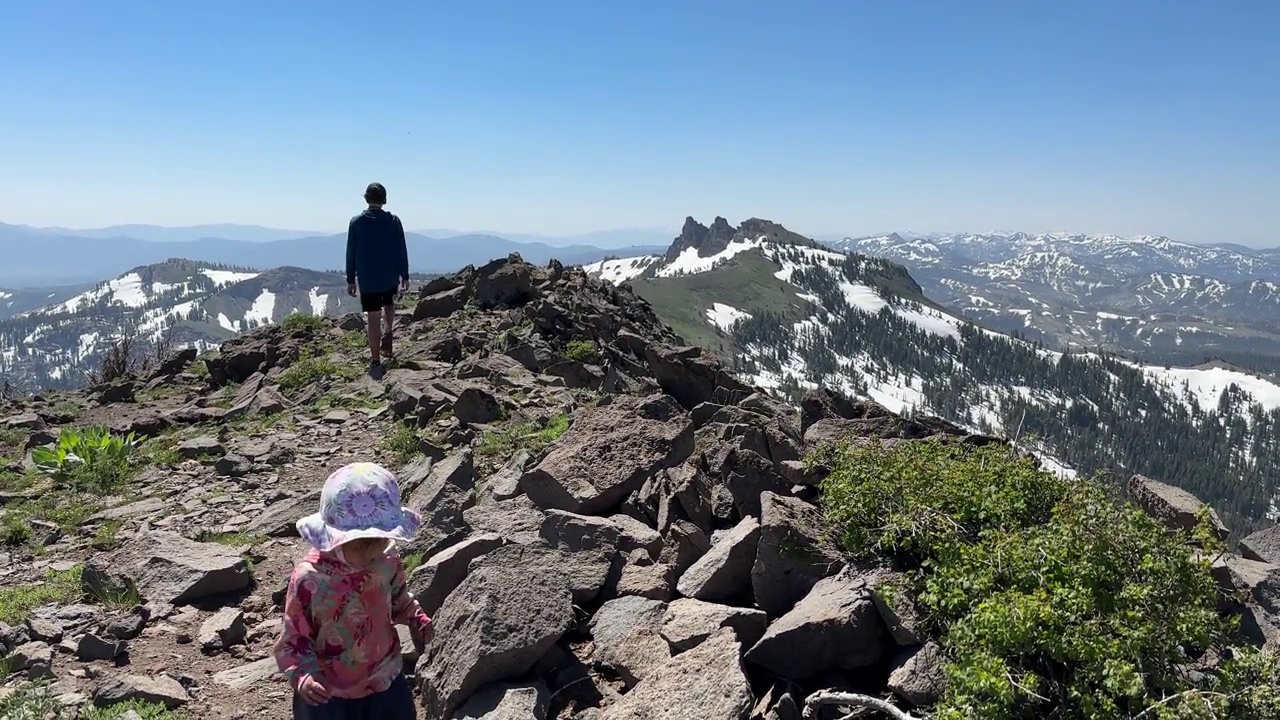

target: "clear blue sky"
[1,0,1277,245]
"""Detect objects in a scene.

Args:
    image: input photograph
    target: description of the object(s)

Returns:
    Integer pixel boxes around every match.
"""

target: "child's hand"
[411,618,434,655]
[297,674,332,706]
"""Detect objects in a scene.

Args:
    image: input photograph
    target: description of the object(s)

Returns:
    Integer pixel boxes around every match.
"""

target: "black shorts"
[360,290,397,312]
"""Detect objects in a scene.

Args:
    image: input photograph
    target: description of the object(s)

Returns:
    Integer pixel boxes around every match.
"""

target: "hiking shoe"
[380,332,394,358]
[368,360,386,380]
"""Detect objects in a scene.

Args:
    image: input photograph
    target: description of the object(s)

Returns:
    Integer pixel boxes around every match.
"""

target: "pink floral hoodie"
[273,547,432,698]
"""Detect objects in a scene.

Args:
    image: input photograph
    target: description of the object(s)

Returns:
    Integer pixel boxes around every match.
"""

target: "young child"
[274,462,433,719]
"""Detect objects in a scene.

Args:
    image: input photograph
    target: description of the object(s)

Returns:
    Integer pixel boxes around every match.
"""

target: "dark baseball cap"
[364,182,387,203]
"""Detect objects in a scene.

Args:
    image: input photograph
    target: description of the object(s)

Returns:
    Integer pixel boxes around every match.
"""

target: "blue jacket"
[346,208,410,294]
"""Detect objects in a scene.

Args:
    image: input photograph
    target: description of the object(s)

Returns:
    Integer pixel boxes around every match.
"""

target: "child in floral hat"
[274,462,433,719]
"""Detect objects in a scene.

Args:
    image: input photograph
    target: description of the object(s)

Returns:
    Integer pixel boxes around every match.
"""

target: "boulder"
[76,632,125,661]
[245,489,320,537]
[199,607,247,652]
[415,286,469,320]
[418,544,574,718]
[660,598,768,653]
[521,394,693,514]
[452,681,550,720]
[1241,525,1280,565]
[407,533,507,616]
[454,387,504,425]
[600,628,752,720]
[92,674,190,710]
[1127,474,1229,541]
[8,641,54,679]
[589,596,672,688]
[212,658,279,690]
[82,531,252,606]
[745,568,888,678]
[177,436,224,458]
[752,491,845,617]
[675,516,759,603]
[888,642,948,708]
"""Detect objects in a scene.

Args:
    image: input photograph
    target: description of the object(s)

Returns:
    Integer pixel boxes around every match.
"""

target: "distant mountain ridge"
[828,231,1280,370]
[0,222,666,286]
[0,259,367,390]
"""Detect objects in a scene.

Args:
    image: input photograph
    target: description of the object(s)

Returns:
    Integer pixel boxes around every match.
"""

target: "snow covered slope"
[582,217,1280,534]
[0,260,360,389]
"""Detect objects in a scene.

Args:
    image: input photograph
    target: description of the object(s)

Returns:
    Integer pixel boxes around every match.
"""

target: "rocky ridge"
[0,253,1276,718]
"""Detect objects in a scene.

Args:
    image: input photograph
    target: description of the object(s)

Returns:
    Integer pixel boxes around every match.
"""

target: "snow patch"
[656,237,766,277]
[583,256,661,283]
[201,269,259,286]
[308,287,330,315]
[245,289,277,326]
[705,303,751,332]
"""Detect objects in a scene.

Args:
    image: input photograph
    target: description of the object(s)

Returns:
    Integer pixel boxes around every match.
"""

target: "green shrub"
[379,422,424,465]
[0,682,182,719]
[280,312,329,334]
[31,425,139,493]
[564,339,598,362]
[814,438,1238,718]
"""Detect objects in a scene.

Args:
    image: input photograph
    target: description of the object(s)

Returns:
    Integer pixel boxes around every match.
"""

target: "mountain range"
[0,222,667,286]
[584,217,1280,535]
[829,232,1280,372]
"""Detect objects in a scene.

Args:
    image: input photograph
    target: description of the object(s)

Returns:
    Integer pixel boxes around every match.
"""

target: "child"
[274,462,433,719]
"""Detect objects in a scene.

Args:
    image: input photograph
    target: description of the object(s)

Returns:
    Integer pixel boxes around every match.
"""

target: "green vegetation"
[280,312,330,334]
[379,422,425,465]
[401,550,425,577]
[813,438,1280,718]
[564,339,598,362]
[277,349,359,394]
[2,492,103,548]
[195,530,264,547]
[90,519,124,550]
[31,425,139,494]
[477,412,571,463]
[0,564,83,624]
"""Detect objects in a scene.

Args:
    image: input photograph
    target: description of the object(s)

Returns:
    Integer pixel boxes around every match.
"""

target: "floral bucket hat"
[296,462,422,552]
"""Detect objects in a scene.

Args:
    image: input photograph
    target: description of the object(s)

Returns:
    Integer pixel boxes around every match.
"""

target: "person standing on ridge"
[346,182,410,378]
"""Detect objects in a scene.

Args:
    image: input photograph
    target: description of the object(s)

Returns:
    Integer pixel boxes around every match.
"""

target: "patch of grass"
[82,698,186,719]
[0,467,43,493]
[401,551,425,577]
[477,412,572,462]
[141,435,184,468]
[277,350,359,394]
[0,424,25,449]
[378,423,424,465]
[90,519,125,550]
[1,491,104,549]
[0,564,83,624]
[564,339,598,362]
[196,530,264,547]
[280,312,330,334]
[343,329,369,352]
[316,391,380,412]
[813,438,1247,718]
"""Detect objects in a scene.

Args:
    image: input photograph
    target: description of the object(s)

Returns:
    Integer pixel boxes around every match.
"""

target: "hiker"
[346,182,410,377]
[274,462,433,719]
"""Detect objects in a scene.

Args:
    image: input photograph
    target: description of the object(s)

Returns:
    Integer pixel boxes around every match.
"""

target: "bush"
[280,312,329,334]
[277,350,358,393]
[31,425,139,493]
[0,681,181,718]
[564,339,598,362]
[813,438,1245,718]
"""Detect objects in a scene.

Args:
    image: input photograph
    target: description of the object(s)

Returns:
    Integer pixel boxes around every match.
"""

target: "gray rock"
[589,596,672,688]
[603,550,676,602]
[870,572,928,646]
[9,641,54,679]
[245,489,320,537]
[212,658,279,689]
[177,436,224,458]
[608,514,663,557]
[322,409,352,424]
[752,491,845,617]
[600,628,752,720]
[418,543,575,718]
[888,641,948,708]
[452,681,550,720]
[535,511,620,604]
[463,495,546,542]
[675,516,759,603]
[660,598,768,653]
[104,606,150,641]
[1241,525,1280,565]
[1128,474,1229,541]
[214,453,253,477]
[521,394,693,514]
[92,674,190,709]
[407,533,507,616]
[26,616,64,643]
[76,632,125,661]
[454,387,504,425]
[200,607,247,652]
[484,450,530,502]
[405,450,477,536]
[745,568,888,678]
[82,531,252,606]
